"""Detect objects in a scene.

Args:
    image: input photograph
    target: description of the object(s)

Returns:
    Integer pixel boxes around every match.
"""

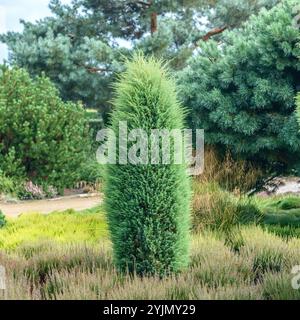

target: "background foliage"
[0,66,89,190]
[179,0,300,168]
[0,0,280,122]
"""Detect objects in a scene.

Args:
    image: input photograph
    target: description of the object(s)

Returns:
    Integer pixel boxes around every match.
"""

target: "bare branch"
[75,62,110,74]
[85,66,110,74]
[136,1,152,7]
[194,26,227,46]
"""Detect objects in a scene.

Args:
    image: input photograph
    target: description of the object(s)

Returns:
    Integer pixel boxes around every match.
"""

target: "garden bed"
[0,207,299,300]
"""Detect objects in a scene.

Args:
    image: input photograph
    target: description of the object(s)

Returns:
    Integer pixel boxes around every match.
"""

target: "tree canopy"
[0,0,280,121]
[179,0,300,168]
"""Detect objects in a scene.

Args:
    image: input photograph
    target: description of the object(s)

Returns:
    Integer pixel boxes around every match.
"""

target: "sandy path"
[0,195,102,217]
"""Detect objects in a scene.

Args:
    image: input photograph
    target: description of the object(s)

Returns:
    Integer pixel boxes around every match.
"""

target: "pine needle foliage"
[105,54,191,277]
[179,0,300,168]
[297,93,300,128]
[0,66,88,189]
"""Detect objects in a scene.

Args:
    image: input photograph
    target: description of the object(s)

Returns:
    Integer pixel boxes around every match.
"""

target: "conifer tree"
[1,0,278,121]
[179,0,300,168]
[105,55,191,276]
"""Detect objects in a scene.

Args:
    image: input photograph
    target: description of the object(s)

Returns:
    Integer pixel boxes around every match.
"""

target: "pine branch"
[194,26,227,46]
[75,62,110,74]
[85,66,110,73]
[136,1,152,7]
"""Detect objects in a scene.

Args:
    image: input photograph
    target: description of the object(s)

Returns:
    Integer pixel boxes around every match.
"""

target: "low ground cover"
[0,205,299,300]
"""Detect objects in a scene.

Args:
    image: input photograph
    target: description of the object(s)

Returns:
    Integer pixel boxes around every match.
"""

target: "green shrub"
[78,158,103,184]
[0,170,15,195]
[237,198,264,225]
[257,195,300,227]
[105,55,191,276]
[276,197,300,210]
[0,66,89,190]
[263,209,300,227]
[0,210,6,229]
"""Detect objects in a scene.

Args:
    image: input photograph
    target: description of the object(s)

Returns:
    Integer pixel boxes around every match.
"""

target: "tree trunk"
[151,12,157,35]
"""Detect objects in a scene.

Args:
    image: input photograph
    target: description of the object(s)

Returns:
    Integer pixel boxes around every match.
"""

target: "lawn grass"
[0,206,299,300]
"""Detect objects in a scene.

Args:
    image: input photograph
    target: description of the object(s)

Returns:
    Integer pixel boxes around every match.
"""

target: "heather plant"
[0,208,107,251]
[105,54,191,276]
[20,181,46,200]
[0,222,300,300]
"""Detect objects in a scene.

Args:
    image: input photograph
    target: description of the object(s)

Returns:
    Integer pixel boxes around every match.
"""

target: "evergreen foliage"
[179,0,300,168]
[296,92,300,129]
[0,66,88,189]
[0,0,278,121]
[105,55,191,276]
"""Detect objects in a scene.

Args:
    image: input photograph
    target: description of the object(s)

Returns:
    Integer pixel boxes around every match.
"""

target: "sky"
[0,0,71,62]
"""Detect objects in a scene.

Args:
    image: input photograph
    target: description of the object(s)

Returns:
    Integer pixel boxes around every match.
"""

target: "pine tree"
[0,66,88,189]
[105,54,191,276]
[0,0,278,122]
[179,0,300,169]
